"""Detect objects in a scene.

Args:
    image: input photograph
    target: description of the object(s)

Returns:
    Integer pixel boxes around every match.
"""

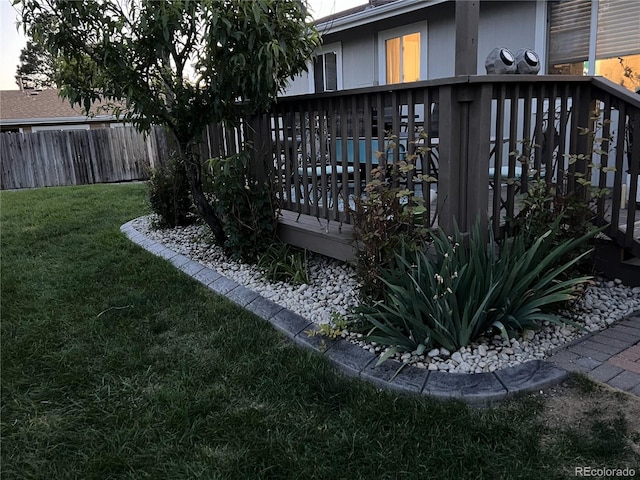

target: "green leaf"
[491,320,508,342]
[375,347,401,367]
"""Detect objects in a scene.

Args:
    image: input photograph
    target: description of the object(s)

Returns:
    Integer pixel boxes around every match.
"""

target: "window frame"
[547,0,640,78]
[378,22,428,86]
[308,42,343,93]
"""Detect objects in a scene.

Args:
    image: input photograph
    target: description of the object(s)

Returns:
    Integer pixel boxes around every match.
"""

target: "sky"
[0,0,365,90]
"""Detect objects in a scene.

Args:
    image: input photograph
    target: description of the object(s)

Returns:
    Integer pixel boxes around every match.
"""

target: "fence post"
[437,81,492,236]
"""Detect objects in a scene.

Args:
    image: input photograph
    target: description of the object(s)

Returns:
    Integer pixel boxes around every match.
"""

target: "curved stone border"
[121,219,568,406]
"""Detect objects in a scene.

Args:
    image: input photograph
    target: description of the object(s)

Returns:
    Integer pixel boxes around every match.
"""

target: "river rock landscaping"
[131,215,640,374]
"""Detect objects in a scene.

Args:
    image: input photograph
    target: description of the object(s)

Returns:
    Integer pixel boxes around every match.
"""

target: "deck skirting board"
[277,210,357,262]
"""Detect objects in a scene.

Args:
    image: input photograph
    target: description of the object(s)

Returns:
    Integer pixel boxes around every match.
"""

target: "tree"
[16,40,57,90]
[17,0,320,245]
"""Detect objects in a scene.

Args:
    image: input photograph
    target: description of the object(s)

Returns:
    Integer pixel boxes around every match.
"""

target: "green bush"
[506,180,599,251]
[351,218,594,361]
[506,108,613,267]
[147,156,194,228]
[207,149,279,261]
[351,135,435,300]
[257,242,309,285]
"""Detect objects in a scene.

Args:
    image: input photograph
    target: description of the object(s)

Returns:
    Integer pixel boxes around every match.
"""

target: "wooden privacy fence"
[0,126,171,190]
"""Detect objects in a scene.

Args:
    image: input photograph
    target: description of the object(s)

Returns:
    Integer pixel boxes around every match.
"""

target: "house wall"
[283,70,312,97]
[478,1,541,73]
[342,27,377,89]
[282,1,544,96]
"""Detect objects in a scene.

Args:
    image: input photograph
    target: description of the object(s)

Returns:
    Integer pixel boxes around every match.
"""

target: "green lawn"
[1,183,638,479]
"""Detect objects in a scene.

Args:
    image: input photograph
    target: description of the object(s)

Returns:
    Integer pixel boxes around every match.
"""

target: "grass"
[1,183,639,479]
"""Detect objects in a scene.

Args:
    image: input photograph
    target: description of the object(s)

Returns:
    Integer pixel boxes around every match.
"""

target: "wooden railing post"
[437,80,492,236]
[454,0,479,76]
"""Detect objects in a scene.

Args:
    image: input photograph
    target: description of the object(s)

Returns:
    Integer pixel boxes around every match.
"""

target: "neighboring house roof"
[0,89,117,127]
[315,0,448,34]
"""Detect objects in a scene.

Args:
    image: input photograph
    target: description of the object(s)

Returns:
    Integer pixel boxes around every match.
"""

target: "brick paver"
[607,343,640,375]
[579,339,618,355]
[587,334,631,351]
[617,343,640,362]
[607,371,640,392]
[588,363,624,383]
[552,315,640,396]
[568,344,612,362]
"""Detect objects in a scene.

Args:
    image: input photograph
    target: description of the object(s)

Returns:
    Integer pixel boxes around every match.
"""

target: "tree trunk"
[174,134,227,246]
[184,158,227,246]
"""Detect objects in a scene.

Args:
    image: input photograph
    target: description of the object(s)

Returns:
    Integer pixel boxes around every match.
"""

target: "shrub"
[257,242,310,285]
[506,179,600,255]
[351,134,435,299]
[207,149,279,261]
[506,106,614,267]
[147,156,194,228]
[351,218,595,361]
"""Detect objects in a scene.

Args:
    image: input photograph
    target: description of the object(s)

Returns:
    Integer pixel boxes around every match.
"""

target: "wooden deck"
[199,75,639,262]
[277,189,640,263]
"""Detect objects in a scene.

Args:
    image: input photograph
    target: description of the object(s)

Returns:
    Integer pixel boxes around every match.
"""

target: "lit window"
[548,0,640,92]
[385,32,421,84]
[595,54,640,92]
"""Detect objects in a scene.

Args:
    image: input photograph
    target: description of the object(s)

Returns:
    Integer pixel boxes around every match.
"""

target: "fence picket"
[0,126,170,189]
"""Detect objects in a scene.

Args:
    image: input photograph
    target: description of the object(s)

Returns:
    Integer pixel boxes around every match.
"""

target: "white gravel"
[131,215,640,374]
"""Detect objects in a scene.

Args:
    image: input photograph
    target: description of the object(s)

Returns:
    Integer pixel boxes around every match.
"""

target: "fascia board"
[316,0,448,34]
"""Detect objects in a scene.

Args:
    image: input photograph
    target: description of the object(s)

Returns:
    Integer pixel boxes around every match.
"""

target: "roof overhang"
[0,115,119,127]
[315,0,450,35]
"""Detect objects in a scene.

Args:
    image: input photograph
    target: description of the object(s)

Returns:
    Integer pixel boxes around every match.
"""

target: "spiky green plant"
[352,218,595,362]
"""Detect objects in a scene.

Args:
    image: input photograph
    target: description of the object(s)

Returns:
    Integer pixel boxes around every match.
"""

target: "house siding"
[282,1,543,96]
[342,28,377,89]
[478,1,540,72]
[283,71,311,97]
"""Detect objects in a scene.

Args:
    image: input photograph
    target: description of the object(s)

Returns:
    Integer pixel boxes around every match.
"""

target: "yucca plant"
[352,217,596,363]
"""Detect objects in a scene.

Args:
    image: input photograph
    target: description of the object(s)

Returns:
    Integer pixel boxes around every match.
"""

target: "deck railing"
[202,75,640,257]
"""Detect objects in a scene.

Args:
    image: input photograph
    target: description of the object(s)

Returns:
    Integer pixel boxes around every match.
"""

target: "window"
[310,43,341,93]
[379,23,426,86]
[314,52,337,92]
[548,0,640,92]
[385,33,421,84]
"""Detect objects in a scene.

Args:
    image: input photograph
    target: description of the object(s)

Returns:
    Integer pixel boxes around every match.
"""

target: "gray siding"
[342,30,377,89]
[478,1,539,73]
[426,5,456,79]
[282,71,310,97]
[281,1,544,96]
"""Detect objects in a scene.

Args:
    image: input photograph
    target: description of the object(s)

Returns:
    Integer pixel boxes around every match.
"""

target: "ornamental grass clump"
[352,218,595,362]
[257,242,310,286]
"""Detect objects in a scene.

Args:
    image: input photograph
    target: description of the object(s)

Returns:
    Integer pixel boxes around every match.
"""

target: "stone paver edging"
[121,220,568,406]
